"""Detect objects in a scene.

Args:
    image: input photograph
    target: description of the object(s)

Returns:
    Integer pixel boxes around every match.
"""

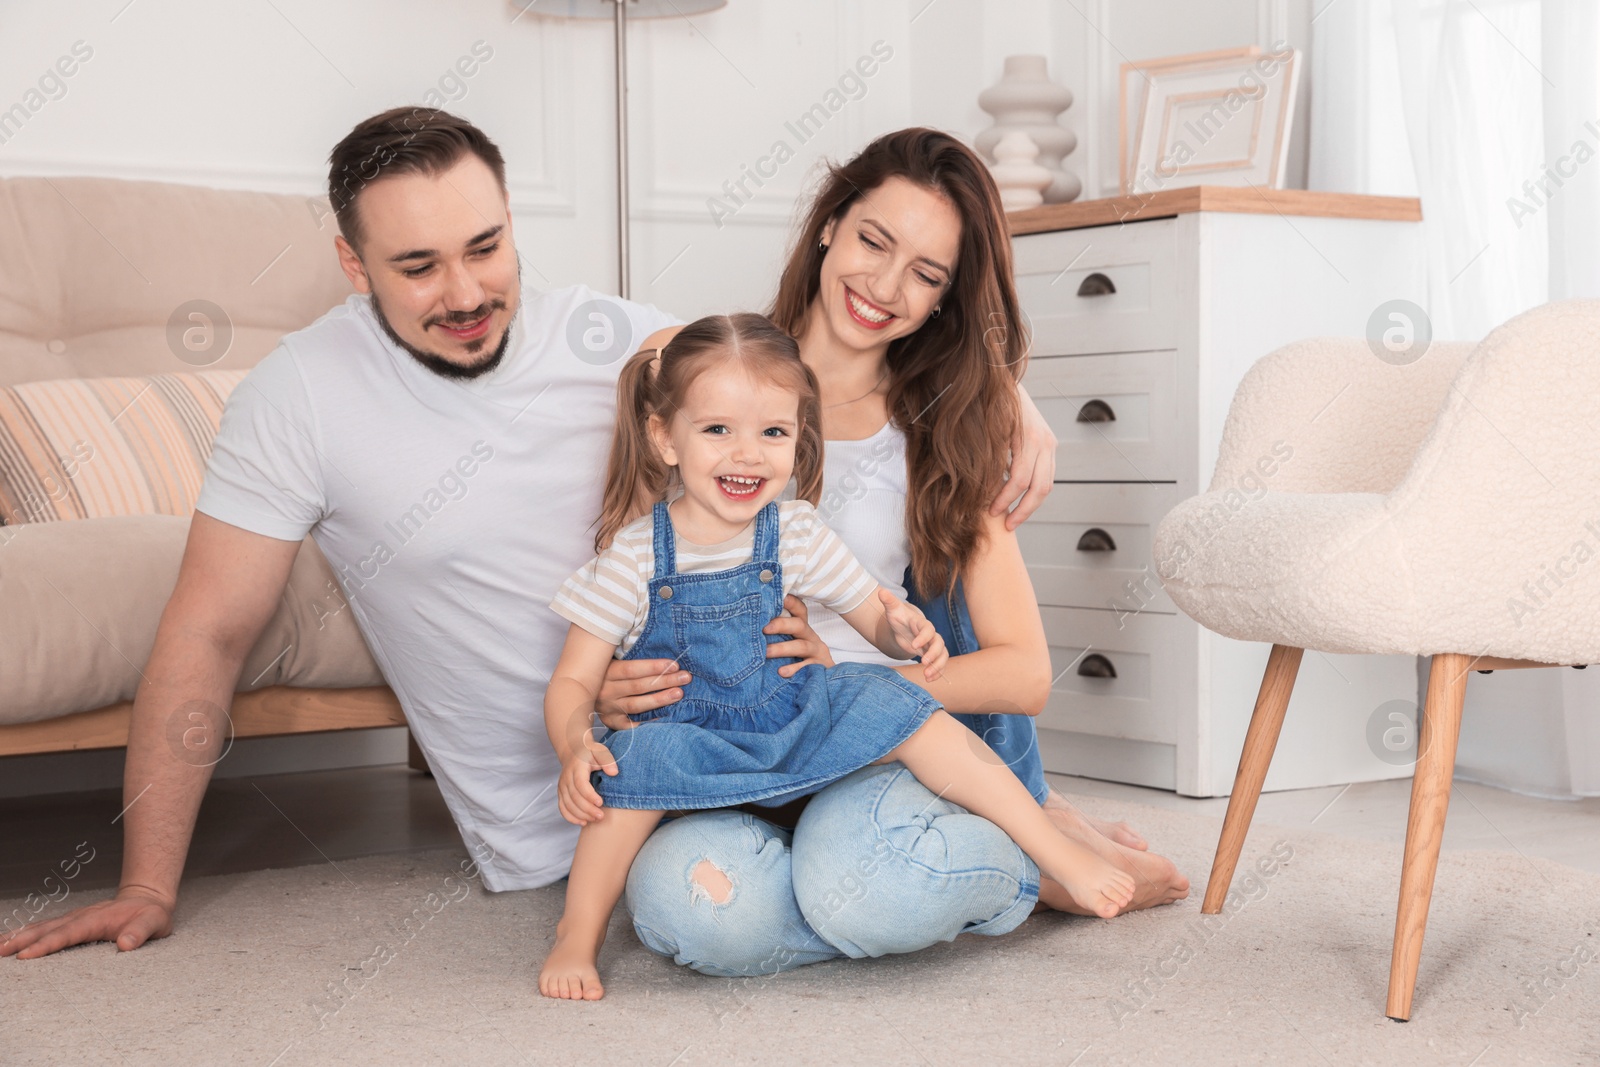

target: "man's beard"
[370,290,517,381]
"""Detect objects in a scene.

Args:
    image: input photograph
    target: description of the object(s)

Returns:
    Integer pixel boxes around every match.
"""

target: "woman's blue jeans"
[622,762,1042,976]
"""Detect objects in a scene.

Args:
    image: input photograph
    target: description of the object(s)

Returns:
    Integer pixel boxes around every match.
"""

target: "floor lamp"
[513,0,728,298]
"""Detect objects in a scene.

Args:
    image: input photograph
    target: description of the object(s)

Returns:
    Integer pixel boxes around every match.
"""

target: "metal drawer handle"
[1077,272,1116,296]
[1076,398,1116,423]
[1077,653,1118,679]
[1076,528,1117,552]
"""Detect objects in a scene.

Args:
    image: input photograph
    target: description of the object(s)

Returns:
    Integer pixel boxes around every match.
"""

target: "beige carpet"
[4,793,1597,1067]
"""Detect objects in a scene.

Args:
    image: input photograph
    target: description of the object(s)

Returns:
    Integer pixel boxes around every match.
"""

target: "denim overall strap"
[651,500,677,578]
[750,501,781,567]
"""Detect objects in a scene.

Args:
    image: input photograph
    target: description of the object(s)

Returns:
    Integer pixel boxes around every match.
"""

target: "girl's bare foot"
[1035,848,1189,916]
[539,923,607,1001]
[1038,807,1189,915]
[1037,874,1096,916]
[1038,839,1138,919]
[1043,787,1148,851]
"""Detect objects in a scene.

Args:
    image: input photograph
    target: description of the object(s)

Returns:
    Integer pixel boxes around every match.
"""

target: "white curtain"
[1309,0,1600,341]
[1312,0,1600,795]
[1539,0,1600,302]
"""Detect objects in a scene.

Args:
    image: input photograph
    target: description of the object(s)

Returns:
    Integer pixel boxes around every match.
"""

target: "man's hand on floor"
[0,885,174,959]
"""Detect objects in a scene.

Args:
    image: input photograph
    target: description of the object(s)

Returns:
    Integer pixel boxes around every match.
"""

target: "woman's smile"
[844,285,897,330]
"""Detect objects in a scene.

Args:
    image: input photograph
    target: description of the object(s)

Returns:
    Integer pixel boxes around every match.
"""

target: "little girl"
[538,313,1135,1000]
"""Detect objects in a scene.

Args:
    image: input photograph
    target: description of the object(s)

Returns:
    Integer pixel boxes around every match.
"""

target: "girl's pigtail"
[791,359,826,506]
[595,347,666,551]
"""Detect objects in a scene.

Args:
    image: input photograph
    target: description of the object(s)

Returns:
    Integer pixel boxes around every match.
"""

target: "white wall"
[0,0,1313,317]
[0,0,1313,793]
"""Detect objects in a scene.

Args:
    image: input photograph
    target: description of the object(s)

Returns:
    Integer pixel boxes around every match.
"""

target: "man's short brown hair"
[327,107,507,251]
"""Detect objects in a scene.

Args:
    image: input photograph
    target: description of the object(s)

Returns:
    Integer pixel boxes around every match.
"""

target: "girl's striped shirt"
[552,499,878,655]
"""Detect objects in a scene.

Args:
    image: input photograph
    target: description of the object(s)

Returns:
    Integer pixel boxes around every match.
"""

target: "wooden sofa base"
[0,686,407,759]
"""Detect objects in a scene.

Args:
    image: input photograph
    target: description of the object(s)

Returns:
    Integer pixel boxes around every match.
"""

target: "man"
[4,107,687,955]
[2,108,1062,960]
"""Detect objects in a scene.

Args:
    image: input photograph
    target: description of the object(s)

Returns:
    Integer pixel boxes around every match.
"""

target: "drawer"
[1024,350,1182,481]
[1012,218,1179,356]
[1020,483,1184,614]
[1038,606,1187,746]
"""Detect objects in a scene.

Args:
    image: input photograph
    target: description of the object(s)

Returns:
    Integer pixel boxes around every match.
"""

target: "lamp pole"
[514,0,728,300]
[612,0,629,297]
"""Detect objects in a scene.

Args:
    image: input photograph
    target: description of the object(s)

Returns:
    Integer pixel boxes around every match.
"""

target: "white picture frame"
[1122,46,1300,197]
[1119,46,1261,196]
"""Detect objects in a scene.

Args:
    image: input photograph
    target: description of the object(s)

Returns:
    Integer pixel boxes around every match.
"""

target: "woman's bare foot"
[539,923,607,1001]
[1043,787,1148,851]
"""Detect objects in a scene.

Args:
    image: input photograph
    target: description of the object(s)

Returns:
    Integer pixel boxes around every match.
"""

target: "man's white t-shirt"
[196,283,680,891]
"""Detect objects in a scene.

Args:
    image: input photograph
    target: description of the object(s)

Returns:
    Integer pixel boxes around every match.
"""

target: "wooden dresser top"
[1006,186,1423,236]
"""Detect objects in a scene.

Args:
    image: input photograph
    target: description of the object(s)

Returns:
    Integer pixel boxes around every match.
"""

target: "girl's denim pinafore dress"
[595,501,940,811]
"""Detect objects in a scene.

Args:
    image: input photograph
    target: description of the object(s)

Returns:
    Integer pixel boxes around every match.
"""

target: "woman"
[600,129,1188,976]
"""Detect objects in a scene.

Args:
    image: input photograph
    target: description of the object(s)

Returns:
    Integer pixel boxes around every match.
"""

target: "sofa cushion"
[0,369,244,524]
[0,514,383,725]
[0,176,352,387]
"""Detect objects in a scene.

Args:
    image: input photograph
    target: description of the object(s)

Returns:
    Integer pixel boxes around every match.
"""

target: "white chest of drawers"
[1008,187,1428,797]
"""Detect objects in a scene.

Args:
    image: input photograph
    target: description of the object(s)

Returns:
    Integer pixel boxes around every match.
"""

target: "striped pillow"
[0,370,247,524]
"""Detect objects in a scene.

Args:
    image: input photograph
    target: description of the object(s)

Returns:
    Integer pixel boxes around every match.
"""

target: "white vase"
[989,130,1053,212]
[975,55,1081,204]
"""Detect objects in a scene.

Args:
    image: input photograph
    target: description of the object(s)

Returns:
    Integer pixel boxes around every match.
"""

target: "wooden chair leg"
[1386,652,1469,1021]
[1202,644,1305,914]
[407,730,433,776]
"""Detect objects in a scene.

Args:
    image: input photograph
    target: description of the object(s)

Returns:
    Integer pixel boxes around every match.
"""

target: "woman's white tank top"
[805,420,911,667]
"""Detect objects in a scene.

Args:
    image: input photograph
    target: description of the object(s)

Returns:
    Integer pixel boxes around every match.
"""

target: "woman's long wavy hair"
[769,128,1027,596]
[595,313,826,552]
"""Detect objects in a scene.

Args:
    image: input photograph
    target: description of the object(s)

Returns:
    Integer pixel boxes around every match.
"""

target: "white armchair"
[1153,299,1600,1019]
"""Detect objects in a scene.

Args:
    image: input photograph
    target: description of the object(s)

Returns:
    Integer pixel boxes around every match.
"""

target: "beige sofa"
[0,176,407,760]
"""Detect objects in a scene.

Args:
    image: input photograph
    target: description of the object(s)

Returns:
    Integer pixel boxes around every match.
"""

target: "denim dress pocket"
[672,592,768,688]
